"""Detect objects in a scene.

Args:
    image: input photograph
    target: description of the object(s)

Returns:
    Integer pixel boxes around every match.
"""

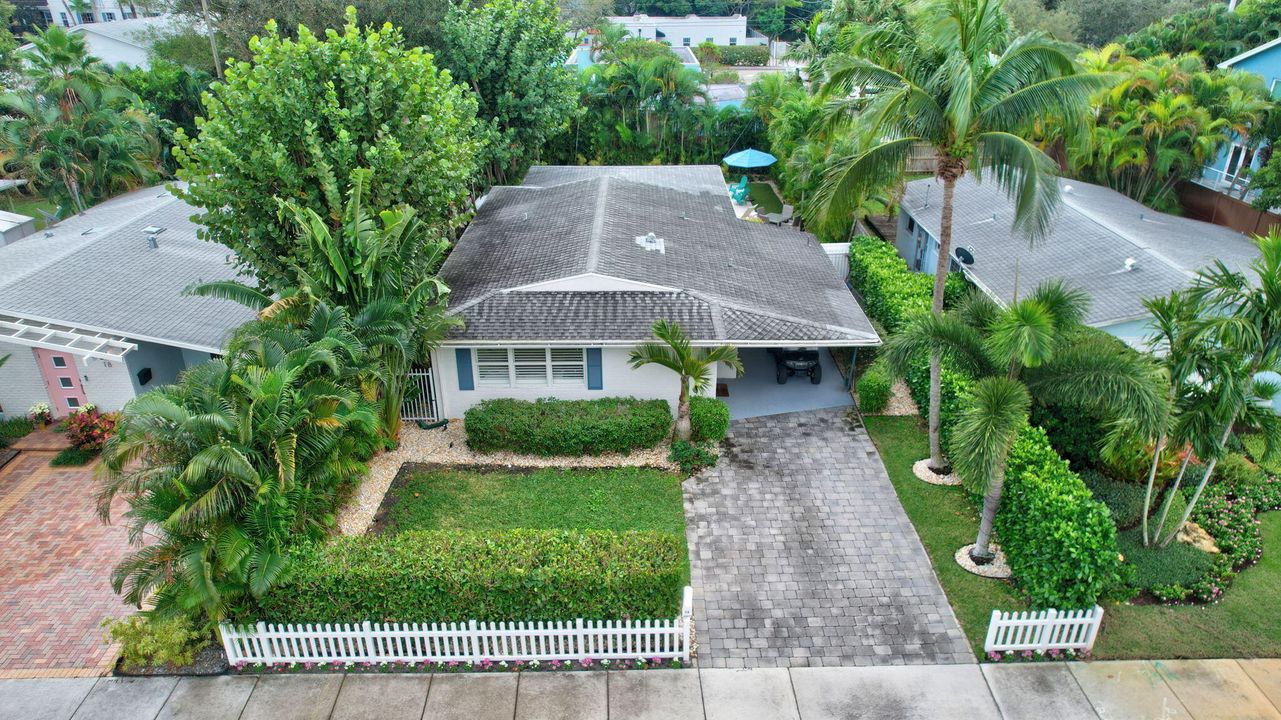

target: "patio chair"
[728,176,750,204]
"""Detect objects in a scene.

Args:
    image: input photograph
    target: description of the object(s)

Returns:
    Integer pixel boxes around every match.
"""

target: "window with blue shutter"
[455,348,474,391]
[586,348,603,390]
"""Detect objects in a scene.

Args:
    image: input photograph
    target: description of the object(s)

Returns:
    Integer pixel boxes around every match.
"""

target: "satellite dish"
[954,246,976,266]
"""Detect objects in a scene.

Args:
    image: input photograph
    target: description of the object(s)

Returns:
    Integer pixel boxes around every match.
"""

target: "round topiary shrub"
[689,397,730,443]
[857,360,892,414]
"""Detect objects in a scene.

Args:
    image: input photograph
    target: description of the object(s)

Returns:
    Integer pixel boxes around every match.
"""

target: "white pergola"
[0,314,136,363]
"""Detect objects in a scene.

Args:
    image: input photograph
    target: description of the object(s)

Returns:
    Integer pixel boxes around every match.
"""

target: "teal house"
[1200,37,1281,200]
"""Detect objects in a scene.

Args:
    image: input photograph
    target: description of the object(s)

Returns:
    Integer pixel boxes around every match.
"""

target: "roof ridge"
[1060,194,1196,279]
[586,177,608,273]
[685,290,878,341]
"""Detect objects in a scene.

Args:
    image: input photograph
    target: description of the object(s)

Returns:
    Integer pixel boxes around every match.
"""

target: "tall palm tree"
[812,0,1110,476]
[884,283,1166,563]
[19,24,109,116]
[629,319,742,442]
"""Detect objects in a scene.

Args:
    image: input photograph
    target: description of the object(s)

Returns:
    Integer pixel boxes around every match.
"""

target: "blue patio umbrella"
[722,148,777,169]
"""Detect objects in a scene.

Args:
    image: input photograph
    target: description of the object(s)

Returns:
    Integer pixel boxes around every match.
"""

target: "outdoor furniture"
[728,175,750,204]
[763,204,794,225]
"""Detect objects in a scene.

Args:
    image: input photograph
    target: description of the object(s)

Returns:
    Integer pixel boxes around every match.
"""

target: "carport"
[717,347,855,420]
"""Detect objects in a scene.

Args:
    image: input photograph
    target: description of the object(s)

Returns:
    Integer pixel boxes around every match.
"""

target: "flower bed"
[230,656,686,674]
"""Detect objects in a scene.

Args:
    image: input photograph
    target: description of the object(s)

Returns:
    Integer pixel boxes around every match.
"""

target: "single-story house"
[432,165,879,420]
[20,15,177,68]
[896,175,1259,348]
[0,184,251,418]
[606,14,769,47]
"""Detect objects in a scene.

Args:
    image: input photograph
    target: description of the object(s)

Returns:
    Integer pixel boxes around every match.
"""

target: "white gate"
[401,366,438,422]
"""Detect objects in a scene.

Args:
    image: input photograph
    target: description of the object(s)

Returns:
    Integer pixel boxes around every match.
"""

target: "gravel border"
[913,458,961,486]
[955,543,1012,579]
[335,420,677,536]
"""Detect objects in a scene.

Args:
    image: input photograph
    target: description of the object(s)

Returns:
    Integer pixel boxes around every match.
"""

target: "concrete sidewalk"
[4,658,1281,719]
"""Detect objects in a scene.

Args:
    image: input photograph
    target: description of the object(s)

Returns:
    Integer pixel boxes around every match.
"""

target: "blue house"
[1199,37,1281,200]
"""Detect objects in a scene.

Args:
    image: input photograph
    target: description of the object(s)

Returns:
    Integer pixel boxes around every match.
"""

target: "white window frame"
[66,397,80,409]
[474,348,587,388]
[51,355,68,368]
[682,37,691,46]
[58,377,74,389]
[102,11,115,20]
[1271,78,1280,97]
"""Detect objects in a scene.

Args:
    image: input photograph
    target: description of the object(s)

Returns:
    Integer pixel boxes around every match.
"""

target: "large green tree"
[813,0,1108,476]
[438,0,580,186]
[173,8,479,289]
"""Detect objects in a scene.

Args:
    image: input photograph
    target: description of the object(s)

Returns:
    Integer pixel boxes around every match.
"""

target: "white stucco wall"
[432,345,714,419]
[81,34,150,68]
[0,342,50,419]
[126,341,187,395]
[607,15,766,46]
[81,355,138,412]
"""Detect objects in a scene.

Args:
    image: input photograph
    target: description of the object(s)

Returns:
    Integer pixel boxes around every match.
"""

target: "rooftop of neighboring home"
[0,184,253,354]
[440,165,878,347]
[899,175,1259,328]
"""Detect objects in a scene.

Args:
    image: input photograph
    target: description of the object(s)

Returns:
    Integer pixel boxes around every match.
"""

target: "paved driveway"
[684,408,972,668]
[0,435,132,677]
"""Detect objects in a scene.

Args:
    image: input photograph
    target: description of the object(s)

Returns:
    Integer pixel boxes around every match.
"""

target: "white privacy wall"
[0,342,49,418]
[432,345,713,419]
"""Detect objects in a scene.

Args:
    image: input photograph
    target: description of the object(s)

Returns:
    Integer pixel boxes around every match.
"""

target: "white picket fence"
[984,606,1104,654]
[220,587,693,666]
[400,366,438,422]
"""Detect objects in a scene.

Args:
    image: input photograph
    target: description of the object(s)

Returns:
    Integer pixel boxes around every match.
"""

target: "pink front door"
[32,348,86,416]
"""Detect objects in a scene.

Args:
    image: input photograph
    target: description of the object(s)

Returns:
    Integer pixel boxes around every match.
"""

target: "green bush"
[0,416,33,447]
[998,426,1122,609]
[857,359,893,414]
[904,350,974,453]
[709,70,740,84]
[715,45,769,66]
[848,237,933,332]
[50,447,98,467]
[104,614,204,670]
[689,396,730,443]
[1030,402,1109,472]
[256,530,688,622]
[1117,528,1216,593]
[1216,452,1267,490]
[670,440,719,475]
[464,397,671,456]
[1242,434,1281,476]
[1081,469,1146,529]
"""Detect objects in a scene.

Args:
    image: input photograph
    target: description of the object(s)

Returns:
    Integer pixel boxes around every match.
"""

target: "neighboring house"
[896,175,1258,348]
[20,0,159,30]
[1198,37,1281,200]
[606,14,768,47]
[18,15,176,68]
[431,165,879,420]
[0,184,252,418]
[698,83,747,109]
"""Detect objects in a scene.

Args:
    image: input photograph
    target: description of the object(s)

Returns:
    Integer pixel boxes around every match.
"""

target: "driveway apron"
[684,408,972,668]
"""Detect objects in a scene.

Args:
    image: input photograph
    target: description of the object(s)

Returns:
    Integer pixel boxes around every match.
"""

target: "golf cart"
[770,348,822,385]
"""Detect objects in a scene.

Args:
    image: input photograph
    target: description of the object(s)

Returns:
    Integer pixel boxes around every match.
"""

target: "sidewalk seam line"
[149,676,180,720]
[512,672,521,720]
[696,666,708,720]
[978,664,1007,720]
[417,672,432,720]
[787,668,804,720]
[66,676,100,720]
[1234,659,1281,715]
[1062,662,1103,720]
[326,673,345,720]
[234,675,258,720]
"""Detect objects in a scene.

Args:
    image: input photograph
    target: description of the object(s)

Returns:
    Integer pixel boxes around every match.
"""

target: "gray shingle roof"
[521,165,731,196]
[901,176,1259,326]
[441,166,878,345]
[0,185,253,351]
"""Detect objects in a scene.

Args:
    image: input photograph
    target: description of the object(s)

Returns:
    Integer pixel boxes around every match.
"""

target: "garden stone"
[70,677,178,720]
[1176,522,1221,553]
[515,671,606,720]
[330,674,429,720]
[981,664,1099,719]
[790,665,1002,720]
[1068,661,1191,720]
[156,676,258,720]
[0,678,96,720]
[238,675,343,720]
[607,669,704,719]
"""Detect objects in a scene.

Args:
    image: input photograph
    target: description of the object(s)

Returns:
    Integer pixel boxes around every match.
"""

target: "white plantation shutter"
[476,348,512,386]
[468,348,588,388]
[550,348,586,385]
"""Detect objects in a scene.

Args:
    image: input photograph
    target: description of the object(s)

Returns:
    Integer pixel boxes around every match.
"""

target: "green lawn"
[865,414,1281,660]
[4,195,59,228]
[748,181,783,214]
[863,416,1027,656]
[378,466,688,536]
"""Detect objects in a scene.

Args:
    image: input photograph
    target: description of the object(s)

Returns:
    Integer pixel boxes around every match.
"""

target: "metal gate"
[401,366,438,422]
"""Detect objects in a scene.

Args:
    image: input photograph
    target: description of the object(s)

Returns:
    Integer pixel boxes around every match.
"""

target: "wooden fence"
[220,587,693,666]
[984,606,1104,654]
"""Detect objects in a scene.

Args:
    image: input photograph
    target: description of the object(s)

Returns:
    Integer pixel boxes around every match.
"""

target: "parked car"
[770,348,822,385]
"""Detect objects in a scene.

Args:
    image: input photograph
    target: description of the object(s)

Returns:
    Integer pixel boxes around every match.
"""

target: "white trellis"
[984,606,1104,654]
[220,587,693,666]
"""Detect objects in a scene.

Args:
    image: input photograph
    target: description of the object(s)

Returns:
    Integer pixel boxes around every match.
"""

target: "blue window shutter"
[455,348,474,391]
[586,348,603,390]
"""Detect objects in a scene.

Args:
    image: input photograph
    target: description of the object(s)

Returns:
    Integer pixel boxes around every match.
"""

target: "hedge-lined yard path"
[684,407,973,668]
[0,450,130,678]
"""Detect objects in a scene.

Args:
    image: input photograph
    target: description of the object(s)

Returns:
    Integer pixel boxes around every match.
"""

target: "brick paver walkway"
[0,448,132,676]
[684,408,973,668]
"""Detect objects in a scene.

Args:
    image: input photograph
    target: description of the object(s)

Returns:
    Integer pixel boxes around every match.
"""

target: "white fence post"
[680,586,694,663]
[984,605,1104,655]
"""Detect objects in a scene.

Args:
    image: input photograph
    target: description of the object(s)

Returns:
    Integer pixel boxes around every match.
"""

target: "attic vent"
[141,225,166,235]
[1109,257,1137,274]
[80,228,96,236]
[635,232,666,254]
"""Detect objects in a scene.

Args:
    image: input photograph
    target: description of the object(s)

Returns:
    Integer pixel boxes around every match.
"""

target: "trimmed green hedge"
[904,350,974,453]
[856,358,893,414]
[849,237,933,332]
[258,530,688,622]
[998,426,1122,609]
[464,397,671,456]
[713,45,769,66]
[689,396,730,443]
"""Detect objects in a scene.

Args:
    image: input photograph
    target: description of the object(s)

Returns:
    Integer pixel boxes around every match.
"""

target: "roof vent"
[146,234,159,249]
[1064,184,1074,194]
[1109,257,1137,274]
[141,225,166,235]
[635,232,666,254]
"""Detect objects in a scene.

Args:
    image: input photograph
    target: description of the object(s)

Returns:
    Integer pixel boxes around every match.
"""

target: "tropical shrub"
[998,426,1123,609]
[904,351,973,453]
[103,614,204,670]
[464,398,672,456]
[669,440,719,475]
[715,45,770,66]
[27,403,51,425]
[856,358,893,414]
[0,416,33,446]
[1120,2,1281,68]
[257,529,688,622]
[1030,402,1109,472]
[63,405,118,451]
[1081,469,1147,529]
[710,70,740,84]
[689,396,730,443]
[173,8,479,289]
[1117,528,1216,597]
[50,447,99,467]
[848,237,932,332]
[629,319,741,443]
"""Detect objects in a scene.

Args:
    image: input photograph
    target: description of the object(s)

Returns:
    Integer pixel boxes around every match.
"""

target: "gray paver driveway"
[684,407,973,668]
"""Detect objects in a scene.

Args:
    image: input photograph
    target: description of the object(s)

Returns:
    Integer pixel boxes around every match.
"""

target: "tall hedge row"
[257,530,688,623]
[998,427,1123,609]
[465,397,671,456]
[849,237,933,332]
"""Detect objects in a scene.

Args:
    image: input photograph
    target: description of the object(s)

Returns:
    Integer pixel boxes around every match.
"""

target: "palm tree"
[628,319,742,442]
[812,0,1110,476]
[884,283,1166,564]
[19,25,109,116]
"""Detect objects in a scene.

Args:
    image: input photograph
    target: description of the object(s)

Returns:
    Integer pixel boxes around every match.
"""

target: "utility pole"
[199,0,223,80]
